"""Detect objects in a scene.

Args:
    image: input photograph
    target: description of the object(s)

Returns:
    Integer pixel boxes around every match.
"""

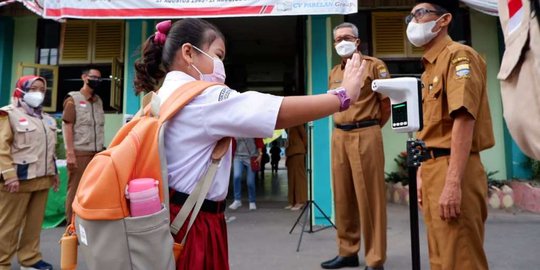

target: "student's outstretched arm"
[275,53,366,129]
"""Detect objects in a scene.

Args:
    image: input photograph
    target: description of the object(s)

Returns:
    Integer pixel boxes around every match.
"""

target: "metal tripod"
[289,122,336,252]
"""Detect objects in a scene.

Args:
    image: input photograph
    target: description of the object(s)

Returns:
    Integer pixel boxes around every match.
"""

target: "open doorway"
[207,16,306,205]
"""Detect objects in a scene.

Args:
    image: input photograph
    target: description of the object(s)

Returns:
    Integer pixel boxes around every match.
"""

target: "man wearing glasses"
[62,67,106,224]
[407,1,494,269]
[321,22,390,270]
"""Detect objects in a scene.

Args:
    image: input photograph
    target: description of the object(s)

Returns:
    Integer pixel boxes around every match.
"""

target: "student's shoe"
[291,203,304,211]
[249,202,257,210]
[284,205,293,210]
[20,260,53,270]
[228,200,242,210]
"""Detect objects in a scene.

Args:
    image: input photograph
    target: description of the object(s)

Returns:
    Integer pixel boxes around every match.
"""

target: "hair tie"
[153,20,172,45]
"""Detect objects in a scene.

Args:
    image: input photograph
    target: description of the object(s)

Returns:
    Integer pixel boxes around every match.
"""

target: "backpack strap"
[158,80,221,123]
[154,80,231,240]
[169,137,231,242]
[156,80,222,206]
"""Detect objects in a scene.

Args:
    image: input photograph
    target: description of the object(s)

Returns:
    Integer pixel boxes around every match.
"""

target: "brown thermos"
[60,232,78,270]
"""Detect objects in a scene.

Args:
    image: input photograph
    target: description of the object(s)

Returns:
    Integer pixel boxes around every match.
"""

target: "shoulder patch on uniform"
[455,63,471,78]
[377,65,389,78]
[451,57,470,65]
[218,88,232,101]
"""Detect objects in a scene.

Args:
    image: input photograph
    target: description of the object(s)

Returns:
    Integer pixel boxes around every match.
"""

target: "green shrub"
[385,151,408,186]
[55,117,66,160]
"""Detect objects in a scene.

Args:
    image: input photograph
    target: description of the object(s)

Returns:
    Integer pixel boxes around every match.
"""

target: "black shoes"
[321,255,359,269]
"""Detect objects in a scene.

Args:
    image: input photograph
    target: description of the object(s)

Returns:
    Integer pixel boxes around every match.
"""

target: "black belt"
[424,148,451,160]
[335,119,379,131]
[169,190,226,214]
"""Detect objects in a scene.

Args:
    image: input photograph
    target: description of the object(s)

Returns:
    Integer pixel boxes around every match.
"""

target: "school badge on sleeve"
[455,63,471,78]
[377,65,389,78]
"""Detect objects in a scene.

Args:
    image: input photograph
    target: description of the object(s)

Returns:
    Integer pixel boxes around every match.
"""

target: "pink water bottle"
[126,178,161,217]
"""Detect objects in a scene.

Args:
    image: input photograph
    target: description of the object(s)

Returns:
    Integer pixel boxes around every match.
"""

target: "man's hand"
[341,53,367,103]
[52,175,60,192]
[4,178,19,193]
[417,166,423,211]
[66,151,78,171]
[439,180,462,221]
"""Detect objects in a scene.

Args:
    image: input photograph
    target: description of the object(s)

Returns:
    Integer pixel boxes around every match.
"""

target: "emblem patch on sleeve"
[377,66,389,78]
[455,64,470,78]
[218,88,232,101]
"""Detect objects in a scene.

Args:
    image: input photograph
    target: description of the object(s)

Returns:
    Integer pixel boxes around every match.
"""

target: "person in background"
[269,141,282,174]
[0,75,59,270]
[229,137,263,211]
[407,1,495,269]
[62,67,105,224]
[259,143,270,180]
[321,22,391,270]
[134,18,367,270]
[285,124,307,211]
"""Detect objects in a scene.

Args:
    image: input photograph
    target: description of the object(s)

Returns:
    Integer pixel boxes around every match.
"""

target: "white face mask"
[335,40,357,57]
[406,16,444,47]
[17,88,45,108]
[191,46,226,83]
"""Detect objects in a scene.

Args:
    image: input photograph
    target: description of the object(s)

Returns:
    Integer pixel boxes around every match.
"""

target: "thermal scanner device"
[372,77,423,133]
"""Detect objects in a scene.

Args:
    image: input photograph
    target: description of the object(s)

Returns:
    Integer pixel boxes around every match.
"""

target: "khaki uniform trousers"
[331,125,386,267]
[0,176,53,269]
[66,151,96,223]
[286,154,307,205]
[420,153,488,270]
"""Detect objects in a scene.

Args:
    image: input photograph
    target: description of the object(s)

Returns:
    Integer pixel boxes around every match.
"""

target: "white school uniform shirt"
[157,71,283,201]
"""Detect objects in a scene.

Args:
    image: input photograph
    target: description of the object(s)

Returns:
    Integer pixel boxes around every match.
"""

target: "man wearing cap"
[321,22,390,270]
[406,1,494,269]
[62,67,105,224]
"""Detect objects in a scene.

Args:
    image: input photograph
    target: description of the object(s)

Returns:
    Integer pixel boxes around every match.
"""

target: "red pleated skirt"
[169,202,229,270]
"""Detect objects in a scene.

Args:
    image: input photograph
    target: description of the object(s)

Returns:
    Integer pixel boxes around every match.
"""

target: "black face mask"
[87,79,102,91]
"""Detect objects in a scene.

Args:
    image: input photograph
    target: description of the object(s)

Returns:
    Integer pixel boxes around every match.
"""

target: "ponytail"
[134,35,166,94]
[134,18,225,94]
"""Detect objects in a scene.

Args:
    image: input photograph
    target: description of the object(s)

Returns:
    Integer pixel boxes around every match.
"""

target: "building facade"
[0,1,531,225]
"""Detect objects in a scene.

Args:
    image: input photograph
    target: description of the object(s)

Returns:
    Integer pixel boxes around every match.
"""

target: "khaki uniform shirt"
[417,36,495,152]
[329,55,390,125]
[62,91,105,152]
[0,105,57,182]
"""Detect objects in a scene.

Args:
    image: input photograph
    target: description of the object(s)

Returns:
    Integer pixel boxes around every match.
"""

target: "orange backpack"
[63,81,230,270]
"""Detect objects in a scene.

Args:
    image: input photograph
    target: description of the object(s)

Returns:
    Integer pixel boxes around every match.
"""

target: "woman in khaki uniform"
[0,76,58,270]
[406,1,495,270]
[285,124,308,210]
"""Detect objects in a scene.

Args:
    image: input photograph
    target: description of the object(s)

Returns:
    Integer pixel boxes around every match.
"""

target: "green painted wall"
[10,16,38,93]
[104,114,124,146]
[308,15,334,225]
[0,17,14,106]
[470,10,507,179]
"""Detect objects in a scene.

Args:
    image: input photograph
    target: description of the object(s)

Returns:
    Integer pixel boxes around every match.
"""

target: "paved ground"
[11,202,540,270]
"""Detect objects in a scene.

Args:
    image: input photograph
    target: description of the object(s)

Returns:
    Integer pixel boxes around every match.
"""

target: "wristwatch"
[327,87,351,112]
